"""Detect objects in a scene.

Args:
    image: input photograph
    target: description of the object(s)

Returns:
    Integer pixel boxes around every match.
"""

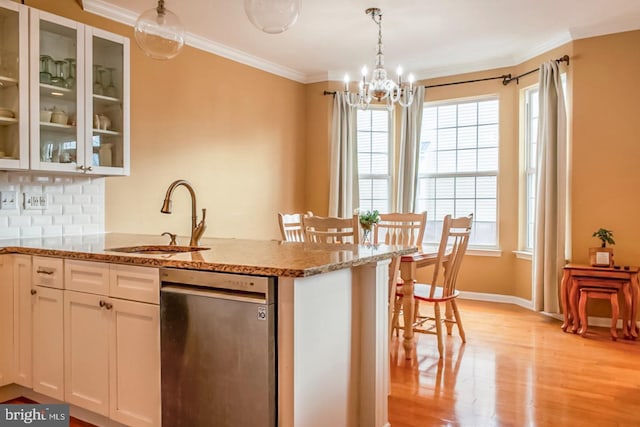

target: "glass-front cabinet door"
[29,9,84,173]
[85,27,129,175]
[0,0,28,170]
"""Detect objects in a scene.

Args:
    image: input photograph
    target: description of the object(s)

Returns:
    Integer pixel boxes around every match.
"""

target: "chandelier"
[344,8,414,110]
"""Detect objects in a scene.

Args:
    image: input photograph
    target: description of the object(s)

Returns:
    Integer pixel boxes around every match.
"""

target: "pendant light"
[244,0,301,34]
[134,0,185,60]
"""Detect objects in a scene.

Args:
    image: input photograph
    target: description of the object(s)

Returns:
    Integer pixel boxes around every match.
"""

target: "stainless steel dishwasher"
[160,268,276,427]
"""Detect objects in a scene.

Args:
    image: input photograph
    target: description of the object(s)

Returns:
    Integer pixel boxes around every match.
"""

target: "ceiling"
[81,0,640,83]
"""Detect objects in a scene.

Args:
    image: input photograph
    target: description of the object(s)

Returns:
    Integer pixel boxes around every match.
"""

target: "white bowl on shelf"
[40,110,52,122]
[0,107,15,118]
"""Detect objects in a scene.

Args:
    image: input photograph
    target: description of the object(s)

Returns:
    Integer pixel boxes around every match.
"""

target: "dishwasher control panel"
[160,268,273,300]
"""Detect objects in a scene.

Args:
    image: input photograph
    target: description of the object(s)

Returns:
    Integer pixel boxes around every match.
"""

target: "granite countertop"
[0,233,417,278]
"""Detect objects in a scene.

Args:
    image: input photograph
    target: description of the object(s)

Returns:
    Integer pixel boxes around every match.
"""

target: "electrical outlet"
[0,191,18,210]
[23,193,48,210]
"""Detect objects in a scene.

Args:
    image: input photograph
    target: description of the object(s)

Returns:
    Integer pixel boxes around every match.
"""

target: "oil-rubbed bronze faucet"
[160,179,206,246]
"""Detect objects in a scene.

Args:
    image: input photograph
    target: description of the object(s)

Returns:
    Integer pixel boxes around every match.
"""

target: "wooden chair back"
[374,212,427,246]
[278,212,312,242]
[430,214,473,299]
[303,215,360,244]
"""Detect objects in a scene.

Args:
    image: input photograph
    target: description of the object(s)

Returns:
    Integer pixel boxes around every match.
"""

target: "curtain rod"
[323,54,570,96]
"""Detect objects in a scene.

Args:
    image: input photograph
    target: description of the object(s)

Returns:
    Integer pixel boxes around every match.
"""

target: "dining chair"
[303,215,359,244]
[396,214,473,358]
[374,212,427,246]
[278,211,313,242]
[373,212,427,337]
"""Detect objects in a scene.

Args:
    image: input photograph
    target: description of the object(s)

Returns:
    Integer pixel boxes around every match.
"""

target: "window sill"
[513,250,532,261]
[466,248,502,257]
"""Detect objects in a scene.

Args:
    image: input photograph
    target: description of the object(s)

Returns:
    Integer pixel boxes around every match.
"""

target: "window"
[523,87,539,250]
[357,108,392,213]
[416,97,499,247]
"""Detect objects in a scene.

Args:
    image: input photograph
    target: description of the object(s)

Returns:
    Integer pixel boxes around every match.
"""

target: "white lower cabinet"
[64,290,110,416]
[33,285,64,400]
[109,298,160,427]
[0,255,14,387]
[63,260,160,427]
[13,254,32,388]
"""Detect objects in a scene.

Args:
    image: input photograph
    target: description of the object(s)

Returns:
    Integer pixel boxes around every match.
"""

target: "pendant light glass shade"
[244,0,300,34]
[134,0,185,60]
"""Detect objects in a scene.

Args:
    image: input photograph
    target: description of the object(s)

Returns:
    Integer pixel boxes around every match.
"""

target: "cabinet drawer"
[110,265,159,304]
[65,260,110,295]
[32,256,64,289]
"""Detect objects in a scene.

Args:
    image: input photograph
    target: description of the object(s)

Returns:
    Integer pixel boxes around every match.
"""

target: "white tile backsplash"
[0,171,105,239]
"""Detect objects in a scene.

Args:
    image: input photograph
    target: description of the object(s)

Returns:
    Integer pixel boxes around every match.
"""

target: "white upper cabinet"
[85,27,130,175]
[29,9,84,174]
[0,0,29,170]
[29,9,130,176]
[0,4,130,175]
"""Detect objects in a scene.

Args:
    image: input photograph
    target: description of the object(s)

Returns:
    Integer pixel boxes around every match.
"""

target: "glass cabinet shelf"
[0,117,18,126]
[0,75,18,87]
[40,83,74,99]
[93,94,120,104]
[93,128,121,136]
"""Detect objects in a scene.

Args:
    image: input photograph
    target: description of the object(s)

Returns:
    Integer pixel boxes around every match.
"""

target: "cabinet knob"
[77,165,86,171]
[86,166,93,172]
[105,302,113,310]
[99,300,106,308]
[31,289,37,295]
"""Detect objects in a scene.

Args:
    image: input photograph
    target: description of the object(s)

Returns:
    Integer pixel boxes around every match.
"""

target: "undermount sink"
[107,245,210,255]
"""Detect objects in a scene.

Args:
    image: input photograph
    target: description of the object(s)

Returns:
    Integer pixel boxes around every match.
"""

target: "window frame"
[355,106,394,214]
[416,95,500,249]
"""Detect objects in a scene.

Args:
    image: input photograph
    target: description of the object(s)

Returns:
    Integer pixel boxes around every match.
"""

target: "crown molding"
[80,0,307,83]
[511,31,573,66]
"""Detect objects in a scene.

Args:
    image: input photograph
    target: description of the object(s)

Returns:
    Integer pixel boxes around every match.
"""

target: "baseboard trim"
[458,291,637,329]
[458,291,534,310]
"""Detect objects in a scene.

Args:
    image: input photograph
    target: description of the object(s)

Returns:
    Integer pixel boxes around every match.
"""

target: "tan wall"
[29,0,307,241]
[571,30,640,267]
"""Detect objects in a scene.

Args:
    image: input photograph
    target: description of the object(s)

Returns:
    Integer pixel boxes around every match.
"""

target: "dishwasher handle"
[161,285,269,304]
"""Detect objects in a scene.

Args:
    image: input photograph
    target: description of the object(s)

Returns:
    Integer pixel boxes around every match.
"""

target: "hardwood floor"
[6,300,639,426]
[389,299,640,426]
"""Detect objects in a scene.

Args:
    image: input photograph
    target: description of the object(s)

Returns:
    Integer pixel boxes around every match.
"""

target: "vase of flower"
[358,209,380,244]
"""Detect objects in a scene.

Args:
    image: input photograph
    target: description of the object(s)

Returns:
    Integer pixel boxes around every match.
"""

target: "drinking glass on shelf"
[93,64,104,95]
[39,55,54,84]
[105,67,118,98]
[50,60,68,88]
[65,58,76,89]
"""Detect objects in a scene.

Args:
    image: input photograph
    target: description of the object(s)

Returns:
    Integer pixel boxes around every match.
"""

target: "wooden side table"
[560,263,639,339]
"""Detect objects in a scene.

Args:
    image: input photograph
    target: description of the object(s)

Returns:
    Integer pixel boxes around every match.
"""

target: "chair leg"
[393,296,402,337]
[445,301,454,335]
[434,302,444,358]
[578,291,588,337]
[610,292,619,341]
[451,299,466,343]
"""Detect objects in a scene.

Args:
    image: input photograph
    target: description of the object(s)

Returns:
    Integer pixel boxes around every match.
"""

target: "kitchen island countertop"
[0,233,416,277]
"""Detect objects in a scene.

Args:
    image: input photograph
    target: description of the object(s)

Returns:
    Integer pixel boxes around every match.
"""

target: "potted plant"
[358,209,380,244]
[589,228,615,267]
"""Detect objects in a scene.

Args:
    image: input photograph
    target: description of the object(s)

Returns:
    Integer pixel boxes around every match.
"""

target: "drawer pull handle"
[99,300,113,310]
[31,289,37,295]
[36,268,54,275]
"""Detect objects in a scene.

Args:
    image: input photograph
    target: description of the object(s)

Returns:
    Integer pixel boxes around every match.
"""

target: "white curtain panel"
[533,60,568,313]
[396,86,425,213]
[329,92,359,217]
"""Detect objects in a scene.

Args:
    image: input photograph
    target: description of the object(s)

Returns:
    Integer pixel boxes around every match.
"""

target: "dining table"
[398,246,441,356]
